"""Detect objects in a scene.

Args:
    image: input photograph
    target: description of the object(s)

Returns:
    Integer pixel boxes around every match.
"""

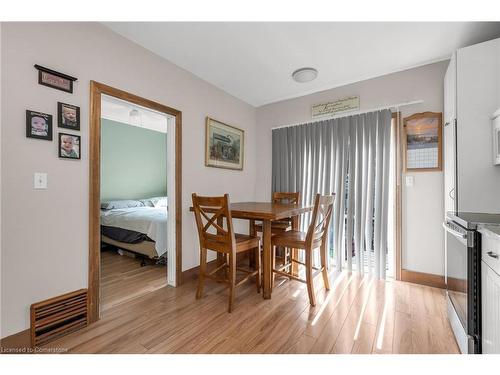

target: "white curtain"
[272,109,392,278]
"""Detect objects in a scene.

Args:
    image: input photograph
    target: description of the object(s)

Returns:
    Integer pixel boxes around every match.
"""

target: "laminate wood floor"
[47,268,459,354]
[100,249,167,312]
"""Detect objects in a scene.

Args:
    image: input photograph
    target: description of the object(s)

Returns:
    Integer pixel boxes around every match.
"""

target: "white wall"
[255,61,448,277]
[0,22,257,338]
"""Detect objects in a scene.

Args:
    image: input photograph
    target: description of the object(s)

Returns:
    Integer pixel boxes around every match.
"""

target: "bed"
[100,198,168,262]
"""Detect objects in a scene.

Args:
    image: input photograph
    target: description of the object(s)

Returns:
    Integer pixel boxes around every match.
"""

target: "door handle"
[487,251,499,259]
[449,188,455,200]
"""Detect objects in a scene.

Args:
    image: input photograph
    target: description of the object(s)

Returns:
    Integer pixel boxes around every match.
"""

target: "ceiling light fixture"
[292,67,318,83]
[129,108,141,126]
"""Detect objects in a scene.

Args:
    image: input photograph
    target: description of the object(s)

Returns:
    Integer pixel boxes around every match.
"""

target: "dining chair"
[270,193,335,306]
[252,192,300,234]
[192,193,261,312]
[251,192,300,276]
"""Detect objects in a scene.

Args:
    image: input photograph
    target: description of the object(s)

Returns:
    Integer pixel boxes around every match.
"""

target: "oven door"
[444,221,469,331]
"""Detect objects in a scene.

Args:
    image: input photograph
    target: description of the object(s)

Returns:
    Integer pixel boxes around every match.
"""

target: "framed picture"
[58,102,80,130]
[58,133,81,160]
[403,112,443,172]
[26,110,52,140]
[205,117,244,170]
[34,65,78,93]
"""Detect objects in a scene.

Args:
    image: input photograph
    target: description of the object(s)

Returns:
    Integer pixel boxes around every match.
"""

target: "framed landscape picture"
[205,117,244,170]
[403,112,442,172]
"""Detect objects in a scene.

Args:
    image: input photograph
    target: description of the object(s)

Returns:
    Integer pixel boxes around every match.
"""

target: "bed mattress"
[100,206,167,257]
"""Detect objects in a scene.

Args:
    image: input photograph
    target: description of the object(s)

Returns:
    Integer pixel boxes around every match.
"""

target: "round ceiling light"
[292,67,318,83]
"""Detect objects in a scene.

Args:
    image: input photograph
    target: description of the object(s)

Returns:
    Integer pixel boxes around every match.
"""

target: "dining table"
[190,201,314,299]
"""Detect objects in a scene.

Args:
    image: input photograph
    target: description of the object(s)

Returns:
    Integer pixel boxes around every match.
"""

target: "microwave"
[493,109,500,166]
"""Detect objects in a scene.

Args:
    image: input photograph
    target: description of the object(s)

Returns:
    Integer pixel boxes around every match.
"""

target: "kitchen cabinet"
[443,53,456,214]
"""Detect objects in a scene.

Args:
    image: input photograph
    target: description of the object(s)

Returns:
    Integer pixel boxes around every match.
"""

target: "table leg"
[262,219,272,299]
[291,215,299,276]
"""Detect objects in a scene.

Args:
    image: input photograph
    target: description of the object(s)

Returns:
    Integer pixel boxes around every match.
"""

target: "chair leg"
[320,243,330,290]
[305,248,316,306]
[228,252,236,313]
[196,247,207,299]
[255,246,261,293]
[271,245,276,291]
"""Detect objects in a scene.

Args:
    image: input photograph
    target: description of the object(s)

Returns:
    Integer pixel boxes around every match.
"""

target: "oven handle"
[443,222,468,244]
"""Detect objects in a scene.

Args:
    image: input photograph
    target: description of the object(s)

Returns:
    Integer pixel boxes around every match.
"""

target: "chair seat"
[254,220,291,233]
[235,233,260,252]
[271,230,322,249]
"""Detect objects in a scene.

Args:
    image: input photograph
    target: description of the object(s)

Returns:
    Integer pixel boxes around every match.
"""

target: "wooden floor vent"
[30,289,88,347]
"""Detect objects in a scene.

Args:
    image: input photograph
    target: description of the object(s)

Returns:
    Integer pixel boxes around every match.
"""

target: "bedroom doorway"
[88,82,182,323]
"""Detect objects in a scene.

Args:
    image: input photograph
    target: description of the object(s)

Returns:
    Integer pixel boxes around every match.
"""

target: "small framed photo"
[205,117,244,170]
[58,133,81,160]
[26,110,52,140]
[58,102,80,130]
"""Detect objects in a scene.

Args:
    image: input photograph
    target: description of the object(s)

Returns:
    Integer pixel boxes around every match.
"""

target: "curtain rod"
[271,100,424,130]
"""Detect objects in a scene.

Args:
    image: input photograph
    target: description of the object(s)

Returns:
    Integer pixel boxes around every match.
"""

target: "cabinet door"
[482,261,500,354]
[444,53,456,126]
[443,55,456,213]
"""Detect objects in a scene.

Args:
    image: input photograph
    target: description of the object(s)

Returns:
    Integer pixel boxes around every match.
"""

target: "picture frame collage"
[27,65,81,160]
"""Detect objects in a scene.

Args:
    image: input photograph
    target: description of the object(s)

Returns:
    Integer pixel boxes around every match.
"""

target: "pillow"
[142,196,168,208]
[100,200,145,210]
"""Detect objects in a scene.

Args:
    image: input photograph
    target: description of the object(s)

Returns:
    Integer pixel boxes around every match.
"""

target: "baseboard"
[401,269,446,289]
[0,329,31,352]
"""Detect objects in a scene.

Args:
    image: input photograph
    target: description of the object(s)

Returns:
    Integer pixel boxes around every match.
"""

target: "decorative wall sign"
[26,110,53,141]
[205,117,244,170]
[58,133,81,160]
[403,112,442,172]
[58,102,80,130]
[34,65,78,93]
[312,95,360,118]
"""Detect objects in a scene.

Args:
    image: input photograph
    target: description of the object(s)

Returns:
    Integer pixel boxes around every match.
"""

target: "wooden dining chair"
[252,192,300,234]
[192,193,261,312]
[270,193,335,306]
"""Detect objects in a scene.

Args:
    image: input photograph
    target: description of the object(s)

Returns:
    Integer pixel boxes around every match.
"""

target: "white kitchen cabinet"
[443,53,456,214]
[456,38,500,213]
[482,261,500,353]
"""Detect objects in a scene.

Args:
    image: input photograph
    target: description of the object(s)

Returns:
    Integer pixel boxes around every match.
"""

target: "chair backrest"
[192,193,236,254]
[305,193,336,247]
[272,191,300,204]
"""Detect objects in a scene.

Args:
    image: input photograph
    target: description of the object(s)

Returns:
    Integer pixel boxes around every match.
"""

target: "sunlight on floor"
[353,277,375,340]
[311,272,352,326]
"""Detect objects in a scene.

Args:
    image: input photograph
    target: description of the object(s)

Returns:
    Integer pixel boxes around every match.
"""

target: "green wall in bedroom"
[100,118,167,201]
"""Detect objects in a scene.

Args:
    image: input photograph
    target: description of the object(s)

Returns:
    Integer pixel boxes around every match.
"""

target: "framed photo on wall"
[26,110,53,141]
[205,117,244,170]
[58,102,80,130]
[403,112,443,172]
[58,132,81,160]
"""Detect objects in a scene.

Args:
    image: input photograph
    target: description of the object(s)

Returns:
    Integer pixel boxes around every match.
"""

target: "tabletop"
[190,201,313,221]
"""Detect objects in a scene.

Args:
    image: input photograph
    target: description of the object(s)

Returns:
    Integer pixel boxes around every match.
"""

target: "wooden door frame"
[88,81,182,323]
[393,112,402,280]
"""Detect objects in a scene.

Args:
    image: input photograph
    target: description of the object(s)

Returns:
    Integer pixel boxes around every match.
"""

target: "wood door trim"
[401,269,446,289]
[393,112,402,281]
[88,81,182,323]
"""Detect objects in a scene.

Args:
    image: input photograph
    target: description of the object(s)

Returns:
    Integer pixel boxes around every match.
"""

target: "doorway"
[88,81,182,323]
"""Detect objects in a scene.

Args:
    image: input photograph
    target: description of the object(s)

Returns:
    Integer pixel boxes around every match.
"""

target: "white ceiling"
[101,94,170,133]
[104,22,500,107]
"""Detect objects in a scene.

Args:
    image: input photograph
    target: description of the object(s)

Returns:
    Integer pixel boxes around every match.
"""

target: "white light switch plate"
[34,173,47,189]
[405,176,414,187]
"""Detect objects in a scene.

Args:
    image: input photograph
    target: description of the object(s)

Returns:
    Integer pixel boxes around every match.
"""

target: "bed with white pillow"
[100,197,168,260]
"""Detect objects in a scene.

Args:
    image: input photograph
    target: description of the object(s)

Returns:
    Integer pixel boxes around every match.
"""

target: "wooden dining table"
[191,201,313,299]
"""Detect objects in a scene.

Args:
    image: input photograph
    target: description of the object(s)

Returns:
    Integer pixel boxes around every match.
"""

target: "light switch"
[405,176,414,187]
[34,173,47,189]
